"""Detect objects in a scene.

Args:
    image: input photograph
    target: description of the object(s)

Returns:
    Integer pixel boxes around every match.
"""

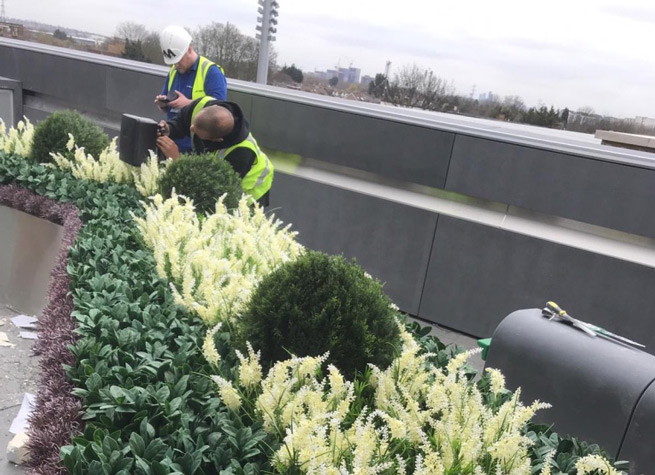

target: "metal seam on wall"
[270,154,655,269]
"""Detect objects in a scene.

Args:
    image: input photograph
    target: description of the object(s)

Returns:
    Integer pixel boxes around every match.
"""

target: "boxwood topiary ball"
[158,152,243,214]
[29,109,109,163]
[238,250,401,378]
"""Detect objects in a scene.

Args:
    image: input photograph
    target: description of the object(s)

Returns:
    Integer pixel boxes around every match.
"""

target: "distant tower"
[384,60,391,78]
[1,0,6,22]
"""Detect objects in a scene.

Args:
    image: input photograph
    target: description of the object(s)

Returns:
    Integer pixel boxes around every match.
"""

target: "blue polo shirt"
[161,55,227,152]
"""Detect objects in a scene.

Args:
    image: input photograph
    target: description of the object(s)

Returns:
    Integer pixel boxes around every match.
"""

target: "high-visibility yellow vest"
[167,56,224,99]
[214,134,274,201]
[190,98,274,201]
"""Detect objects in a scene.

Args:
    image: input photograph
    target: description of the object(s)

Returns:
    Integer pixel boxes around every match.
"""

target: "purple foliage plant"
[0,185,83,475]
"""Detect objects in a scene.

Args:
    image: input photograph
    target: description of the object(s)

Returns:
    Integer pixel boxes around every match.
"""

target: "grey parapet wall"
[485,308,655,474]
[1,37,654,346]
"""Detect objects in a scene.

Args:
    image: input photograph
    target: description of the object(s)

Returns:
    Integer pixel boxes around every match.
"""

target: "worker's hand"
[154,95,169,111]
[156,136,180,160]
[157,120,170,137]
[167,90,192,109]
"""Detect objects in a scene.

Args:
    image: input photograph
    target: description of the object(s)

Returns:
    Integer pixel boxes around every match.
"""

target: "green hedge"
[237,250,401,378]
[29,110,109,163]
[158,152,243,214]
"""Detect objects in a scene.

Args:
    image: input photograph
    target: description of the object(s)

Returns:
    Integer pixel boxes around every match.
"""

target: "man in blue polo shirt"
[154,25,227,153]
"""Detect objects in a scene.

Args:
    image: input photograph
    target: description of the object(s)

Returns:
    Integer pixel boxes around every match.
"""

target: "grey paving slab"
[0,305,38,474]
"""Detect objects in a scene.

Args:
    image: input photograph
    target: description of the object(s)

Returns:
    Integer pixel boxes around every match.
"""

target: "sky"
[8,0,655,118]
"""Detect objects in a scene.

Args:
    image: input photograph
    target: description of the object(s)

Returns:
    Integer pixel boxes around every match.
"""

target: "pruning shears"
[541,301,645,348]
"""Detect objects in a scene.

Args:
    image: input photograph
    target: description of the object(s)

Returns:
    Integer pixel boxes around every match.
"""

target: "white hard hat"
[160,25,192,65]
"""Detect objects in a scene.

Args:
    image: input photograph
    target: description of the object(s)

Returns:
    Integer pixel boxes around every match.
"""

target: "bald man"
[157,98,274,207]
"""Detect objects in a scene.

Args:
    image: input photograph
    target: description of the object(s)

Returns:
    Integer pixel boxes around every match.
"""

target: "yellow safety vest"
[167,56,224,100]
[190,98,274,201]
[215,134,274,201]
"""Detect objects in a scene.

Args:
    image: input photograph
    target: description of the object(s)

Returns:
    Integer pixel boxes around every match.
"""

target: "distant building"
[0,21,24,39]
[479,91,497,103]
[343,67,360,84]
[360,75,373,88]
[311,66,362,84]
[71,36,98,47]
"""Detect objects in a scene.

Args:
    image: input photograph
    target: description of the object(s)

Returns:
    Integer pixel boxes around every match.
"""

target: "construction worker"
[156,98,274,207]
[154,25,227,153]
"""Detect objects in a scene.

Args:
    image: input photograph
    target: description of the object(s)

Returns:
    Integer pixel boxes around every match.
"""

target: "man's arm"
[204,65,228,101]
[225,148,256,179]
[154,73,172,110]
[167,100,199,139]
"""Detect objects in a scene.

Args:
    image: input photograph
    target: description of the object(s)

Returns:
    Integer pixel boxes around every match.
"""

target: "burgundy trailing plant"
[0,185,82,475]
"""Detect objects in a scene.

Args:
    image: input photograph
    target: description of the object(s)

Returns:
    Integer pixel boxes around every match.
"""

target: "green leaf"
[129,432,145,457]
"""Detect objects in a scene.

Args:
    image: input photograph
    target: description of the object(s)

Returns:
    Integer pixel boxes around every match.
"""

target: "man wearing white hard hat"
[154,25,227,153]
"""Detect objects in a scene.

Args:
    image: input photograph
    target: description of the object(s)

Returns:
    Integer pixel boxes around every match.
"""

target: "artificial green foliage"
[526,424,629,474]
[237,250,402,378]
[29,110,109,163]
[0,152,274,474]
[0,150,627,475]
[158,153,243,214]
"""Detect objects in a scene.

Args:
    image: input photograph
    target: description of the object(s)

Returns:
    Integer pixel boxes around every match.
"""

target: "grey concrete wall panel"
[22,105,49,124]
[271,173,437,315]
[250,95,455,188]
[0,45,19,79]
[0,77,22,126]
[447,135,655,238]
[226,90,253,120]
[106,68,164,120]
[420,216,655,342]
[485,309,655,464]
[16,51,108,112]
[618,381,655,474]
[0,206,64,316]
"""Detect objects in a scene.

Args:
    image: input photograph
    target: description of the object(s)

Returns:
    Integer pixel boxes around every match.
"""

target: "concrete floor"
[0,305,38,475]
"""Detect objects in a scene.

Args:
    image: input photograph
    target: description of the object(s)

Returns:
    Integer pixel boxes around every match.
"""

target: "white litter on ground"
[9,393,35,434]
[0,331,15,348]
[18,331,38,340]
[10,315,38,329]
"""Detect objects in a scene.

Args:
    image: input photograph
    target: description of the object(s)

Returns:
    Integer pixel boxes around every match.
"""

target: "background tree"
[382,64,454,110]
[141,32,165,65]
[115,22,148,42]
[328,76,339,87]
[281,64,304,83]
[53,29,68,41]
[122,39,149,62]
[523,105,561,128]
[194,22,276,82]
[367,73,386,97]
[561,107,570,128]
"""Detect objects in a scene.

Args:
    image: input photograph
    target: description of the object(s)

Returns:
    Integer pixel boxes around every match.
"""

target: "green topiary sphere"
[237,250,401,378]
[29,110,109,163]
[158,153,243,214]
